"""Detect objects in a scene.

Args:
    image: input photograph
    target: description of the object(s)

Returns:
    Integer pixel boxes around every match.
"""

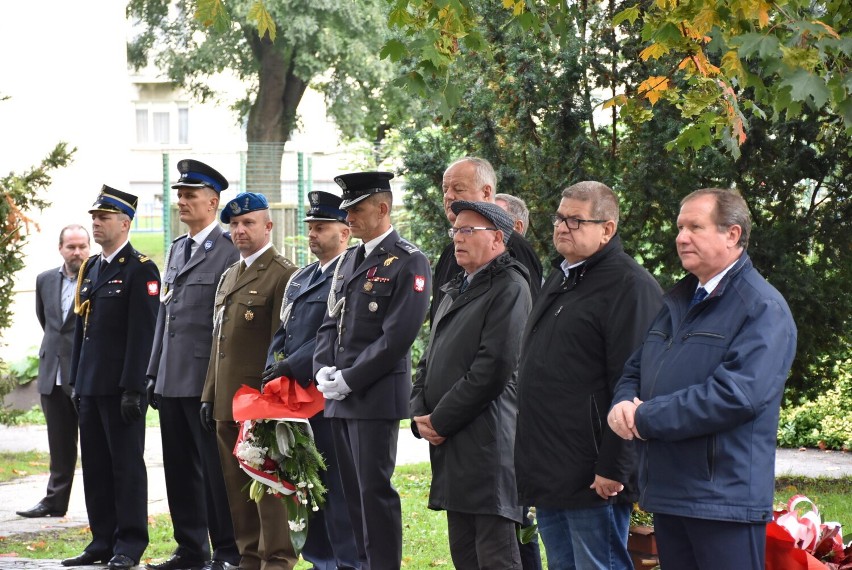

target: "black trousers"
[78,395,148,562]
[331,418,401,570]
[159,397,239,564]
[40,384,78,512]
[447,511,522,570]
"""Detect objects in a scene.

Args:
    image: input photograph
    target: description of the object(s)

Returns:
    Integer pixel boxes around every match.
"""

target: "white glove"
[317,370,351,401]
[315,366,337,383]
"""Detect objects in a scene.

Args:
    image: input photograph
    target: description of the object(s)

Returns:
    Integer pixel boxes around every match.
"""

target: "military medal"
[366,266,378,279]
[363,281,373,292]
[245,309,255,321]
[384,254,398,267]
[368,301,378,312]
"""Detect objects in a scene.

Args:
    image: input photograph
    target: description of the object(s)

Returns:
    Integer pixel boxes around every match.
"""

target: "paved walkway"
[0,424,850,569]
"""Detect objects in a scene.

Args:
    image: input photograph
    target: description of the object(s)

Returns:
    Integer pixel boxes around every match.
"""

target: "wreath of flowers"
[767,495,852,570]
[232,376,327,552]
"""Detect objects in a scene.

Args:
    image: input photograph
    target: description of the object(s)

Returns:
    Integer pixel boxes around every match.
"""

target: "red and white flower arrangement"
[766,495,852,570]
[232,376,327,552]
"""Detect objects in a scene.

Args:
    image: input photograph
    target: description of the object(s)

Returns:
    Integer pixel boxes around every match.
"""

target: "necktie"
[309,267,322,285]
[237,260,247,277]
[183,237,194,265]
[690,287,708,308]
[354,244,366,267]
[459,275,469,293]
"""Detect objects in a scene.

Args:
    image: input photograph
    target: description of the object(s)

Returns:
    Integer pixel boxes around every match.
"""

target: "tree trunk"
[244,31,309,201]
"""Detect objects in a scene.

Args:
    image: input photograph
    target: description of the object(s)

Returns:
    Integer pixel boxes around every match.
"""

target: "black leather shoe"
[108,555,136,570]
[16,502,66,518]
[200,561,240,570]
[61,551,110,566]
[146,555,205,570]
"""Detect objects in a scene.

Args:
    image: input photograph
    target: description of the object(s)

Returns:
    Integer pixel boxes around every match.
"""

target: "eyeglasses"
[448,226,498,238]
[551,214,607,230]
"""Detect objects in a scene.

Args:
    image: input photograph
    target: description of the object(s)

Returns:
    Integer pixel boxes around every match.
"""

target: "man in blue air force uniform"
[313,172,431,570]
[261,191,359,570]
[146,160,240,570]
[64,187,160,570]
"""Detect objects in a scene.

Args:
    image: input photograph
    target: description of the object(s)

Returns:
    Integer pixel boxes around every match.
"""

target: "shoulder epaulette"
[132,250,153,263]
[272,254,295,269]
[222,231,232,243]
[396,239,420,255]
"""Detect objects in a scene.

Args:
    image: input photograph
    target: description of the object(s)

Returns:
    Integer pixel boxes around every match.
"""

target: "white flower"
[307,483,314,489]
[235,440,267,468]
[288,519,306,532]
[297,481,307,488]
[312,505,319,512]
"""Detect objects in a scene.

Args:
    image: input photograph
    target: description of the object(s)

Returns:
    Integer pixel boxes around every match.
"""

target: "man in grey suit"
[146,160,240,570]
[16,225,90,518]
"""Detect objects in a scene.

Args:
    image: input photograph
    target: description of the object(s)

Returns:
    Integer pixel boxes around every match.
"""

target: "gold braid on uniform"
[73,256,92,334]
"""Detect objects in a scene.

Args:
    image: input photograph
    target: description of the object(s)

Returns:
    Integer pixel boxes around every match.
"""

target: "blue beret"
[335,171,394,209]
[172,159,229,193]
[89,185,138,220]
[221,192,270,223]
[450,200,515,244]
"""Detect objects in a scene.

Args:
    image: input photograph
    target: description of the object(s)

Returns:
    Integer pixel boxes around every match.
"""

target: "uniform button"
[85,337,89,341]
[338,346,344,352]
[169,332,175,337]
[170,315,175,320]
[341,327,346,333]
[220,336,225,341]
[227,300,232,305]
[219,352,224,358]
[287,334,292,339]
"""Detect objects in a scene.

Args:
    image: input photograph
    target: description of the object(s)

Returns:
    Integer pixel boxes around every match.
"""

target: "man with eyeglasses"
[411,200,531,569]
[515,181,662,570]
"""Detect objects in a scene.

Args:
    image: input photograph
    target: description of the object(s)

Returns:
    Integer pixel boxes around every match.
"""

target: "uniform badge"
[245,309,255,321]
[364,281,373,292]
[384,254,398,267]
[414,275,426,292]
[368,301,378,312]
[204,240,214,251]
[118,257,126,263]
[147,281,159,296]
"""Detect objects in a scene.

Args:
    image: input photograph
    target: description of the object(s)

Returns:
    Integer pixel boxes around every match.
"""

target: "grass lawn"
[131,232,168,270]
[0,451,51,483]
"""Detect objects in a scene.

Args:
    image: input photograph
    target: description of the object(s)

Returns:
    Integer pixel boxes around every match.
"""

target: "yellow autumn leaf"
[602,95,628,109]
[639,43,670,61]
[721,50,746,81]
[679,51,720,76]
[692,6,719,36]
[638,76,670,105]
[812,20,840,39]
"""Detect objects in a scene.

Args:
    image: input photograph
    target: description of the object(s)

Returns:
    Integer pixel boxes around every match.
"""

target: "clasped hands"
[413,414,446,446]
[315,366,351,401]
[607,397,645,441]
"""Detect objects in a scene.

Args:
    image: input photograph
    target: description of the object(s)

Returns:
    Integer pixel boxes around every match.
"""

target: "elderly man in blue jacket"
[609,188,797,570]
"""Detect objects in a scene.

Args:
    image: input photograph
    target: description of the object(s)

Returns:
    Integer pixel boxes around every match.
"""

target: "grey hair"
[495,193,529,236]
[681,188,751,249]
[561,181,620,224]
[447,156,497,195]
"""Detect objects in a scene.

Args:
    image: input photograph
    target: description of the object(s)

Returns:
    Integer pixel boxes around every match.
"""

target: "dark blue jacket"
[612,252,797,523]
[266,260,333,384]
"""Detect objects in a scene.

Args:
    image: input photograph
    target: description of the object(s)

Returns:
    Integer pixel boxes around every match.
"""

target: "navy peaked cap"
[172,159,229,193]
[305,191,347,224]
[89,185,138,220]
[335,171,394,209]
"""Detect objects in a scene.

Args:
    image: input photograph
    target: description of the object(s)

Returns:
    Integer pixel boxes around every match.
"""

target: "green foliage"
[778,361,852,450]
[398,0,852,403]
[8,350,39,386]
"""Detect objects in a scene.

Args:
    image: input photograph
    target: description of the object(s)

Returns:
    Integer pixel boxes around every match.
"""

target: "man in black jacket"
[430,157,542,325]
[412,201,531,569]
[515,181,662,570]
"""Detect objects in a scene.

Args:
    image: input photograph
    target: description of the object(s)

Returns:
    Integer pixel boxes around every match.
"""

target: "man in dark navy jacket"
[609,188,797,570]
[262,191,359,570]
[314,172,431,570]
[64,186,160,570]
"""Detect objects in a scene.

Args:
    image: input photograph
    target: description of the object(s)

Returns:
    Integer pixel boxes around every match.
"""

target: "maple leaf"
[194,0,230,32]
[640,43,670,61]
[780,69,830,108]
[638,76,670,105]
[247,1,276,42]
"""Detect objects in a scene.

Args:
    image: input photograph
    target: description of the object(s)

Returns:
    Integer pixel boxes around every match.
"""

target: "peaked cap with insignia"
[304,191,348,224]
[172,159,229,193]
[88,185,138,220]
[335,171,394,209]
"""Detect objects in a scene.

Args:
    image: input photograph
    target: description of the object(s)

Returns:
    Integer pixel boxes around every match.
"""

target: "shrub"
[778,360,852,450]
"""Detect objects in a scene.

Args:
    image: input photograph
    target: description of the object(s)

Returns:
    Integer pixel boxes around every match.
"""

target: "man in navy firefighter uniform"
[146,160,240,570]
[261,191,359,570]
[64,186,160,570]
[313,172,431,570]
